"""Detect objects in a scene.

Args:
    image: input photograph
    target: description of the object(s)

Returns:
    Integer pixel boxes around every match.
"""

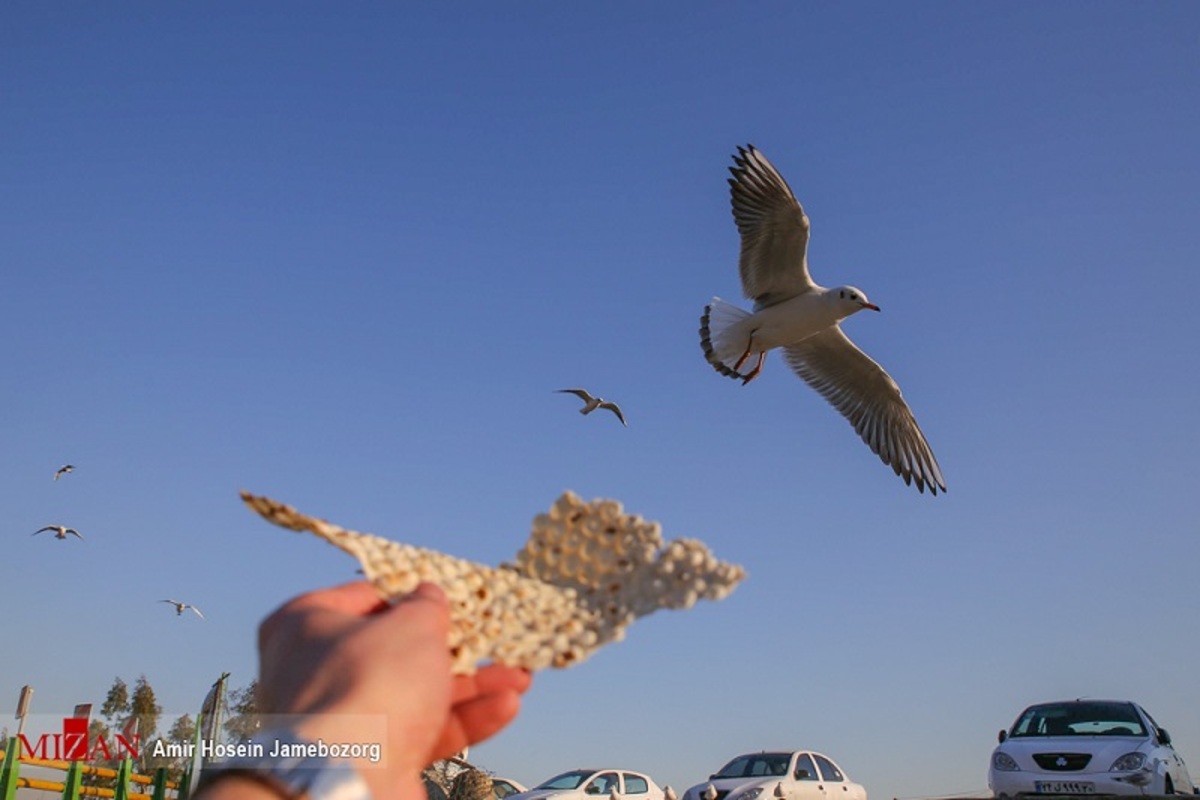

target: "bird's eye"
[851,294,858,300]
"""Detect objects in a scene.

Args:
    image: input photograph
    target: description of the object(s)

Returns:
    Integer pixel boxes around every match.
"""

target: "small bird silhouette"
[33,525,84,541]
[160,600,205,619]
[556,388,627,426]
[54,464,75,480]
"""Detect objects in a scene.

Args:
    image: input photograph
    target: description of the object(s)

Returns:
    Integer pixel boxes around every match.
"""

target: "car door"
[785,753,828,800]
[586,772,620,799]
[620,773,653,800]
[812,755,857,800]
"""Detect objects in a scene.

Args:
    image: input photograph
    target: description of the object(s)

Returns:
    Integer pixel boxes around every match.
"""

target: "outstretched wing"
[729,145,815,307]
[599,402,628,427]
[783,327,946,494]
[556,388,593,400]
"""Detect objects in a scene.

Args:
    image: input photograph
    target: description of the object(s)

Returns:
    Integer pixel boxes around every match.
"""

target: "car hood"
[509,791,579,800]
[996,736,1150,769]
[685,778,782,797]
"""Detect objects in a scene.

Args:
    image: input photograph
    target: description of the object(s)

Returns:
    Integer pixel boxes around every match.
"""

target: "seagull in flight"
[556,388,628,426]
[160,600,205,619]
[54,464,75,480]
[699,145,945,495]
[33,525,84,541]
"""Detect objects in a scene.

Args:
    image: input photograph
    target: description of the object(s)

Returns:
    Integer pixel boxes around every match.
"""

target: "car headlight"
[732,788,765,800]
[992,753,1020,772]
[1110,753,1147,772]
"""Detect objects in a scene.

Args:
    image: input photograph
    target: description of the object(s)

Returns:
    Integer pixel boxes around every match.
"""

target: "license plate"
[1034,782,1095,794]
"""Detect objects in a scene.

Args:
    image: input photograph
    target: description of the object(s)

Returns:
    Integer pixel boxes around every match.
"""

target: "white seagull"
[54,464,75,480]
[556,388,628,426]
[33,525,84,540]
[160,600,205,619]
[699,145,946,495]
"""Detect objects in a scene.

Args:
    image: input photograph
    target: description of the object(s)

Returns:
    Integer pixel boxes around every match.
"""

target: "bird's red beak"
[862,302,881,312]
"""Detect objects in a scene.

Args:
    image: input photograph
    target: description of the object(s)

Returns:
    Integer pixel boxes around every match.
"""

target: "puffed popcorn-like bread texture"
[240,490,746,674]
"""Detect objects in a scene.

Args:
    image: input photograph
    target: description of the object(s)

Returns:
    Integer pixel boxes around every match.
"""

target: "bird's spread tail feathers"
[700,298,756,382]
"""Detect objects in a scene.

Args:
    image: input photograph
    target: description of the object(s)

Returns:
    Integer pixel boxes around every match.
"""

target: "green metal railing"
[0,739,187,800]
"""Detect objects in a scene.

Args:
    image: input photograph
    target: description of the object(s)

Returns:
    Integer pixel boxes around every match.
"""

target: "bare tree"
[130,675,162,747]
[100,677,130,726]
[224,680,261,742]
[145,714,196,782]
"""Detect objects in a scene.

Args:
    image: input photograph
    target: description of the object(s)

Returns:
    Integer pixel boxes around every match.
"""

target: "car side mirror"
[795,770,810,780]
[1158,728,1172,745]
[998,730,1007,744]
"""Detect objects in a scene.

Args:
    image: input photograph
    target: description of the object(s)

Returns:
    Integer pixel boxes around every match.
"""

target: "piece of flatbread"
[241,490,745,673]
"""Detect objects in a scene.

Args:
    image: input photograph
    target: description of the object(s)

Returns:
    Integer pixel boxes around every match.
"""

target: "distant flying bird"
[555,388,628,426]
[54,464,75,480]
[699,145,945,495]
[33,525,84,541]
[160,600,205,619]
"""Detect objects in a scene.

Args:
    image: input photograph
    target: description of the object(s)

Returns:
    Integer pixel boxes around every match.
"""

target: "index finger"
[258,581,386,648]
[262,580,449,632]
[287,580,390,615]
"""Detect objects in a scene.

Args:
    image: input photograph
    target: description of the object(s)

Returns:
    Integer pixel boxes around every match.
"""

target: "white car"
[511,769,666,800]
[493,779,528,800]
[681,751,867,800]
[989,699,1196,797]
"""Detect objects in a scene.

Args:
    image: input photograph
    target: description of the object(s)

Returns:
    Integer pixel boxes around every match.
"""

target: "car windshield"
[1010,702,1147,738]
[536,772,593,790]
[714,754,792,778]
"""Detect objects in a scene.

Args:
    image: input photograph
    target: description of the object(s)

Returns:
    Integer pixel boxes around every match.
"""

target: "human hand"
[256,581,532,800]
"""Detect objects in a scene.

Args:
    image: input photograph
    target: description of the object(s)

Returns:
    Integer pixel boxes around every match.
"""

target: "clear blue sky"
[3,3,1198,798]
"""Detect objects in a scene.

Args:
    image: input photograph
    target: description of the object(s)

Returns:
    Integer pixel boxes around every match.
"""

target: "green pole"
[0,737,21,800]
[114,758,132,800]
[62,760,84,800]
[152,767,168,800]
[185,704,205,800]
[177,762,192,800]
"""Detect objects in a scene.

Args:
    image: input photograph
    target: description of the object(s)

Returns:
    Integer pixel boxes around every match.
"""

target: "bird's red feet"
[740,352,765,384]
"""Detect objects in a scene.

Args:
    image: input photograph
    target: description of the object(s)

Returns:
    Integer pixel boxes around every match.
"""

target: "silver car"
[682,751,867,800]
[511,769,666,800]
[989,699,1196,797]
